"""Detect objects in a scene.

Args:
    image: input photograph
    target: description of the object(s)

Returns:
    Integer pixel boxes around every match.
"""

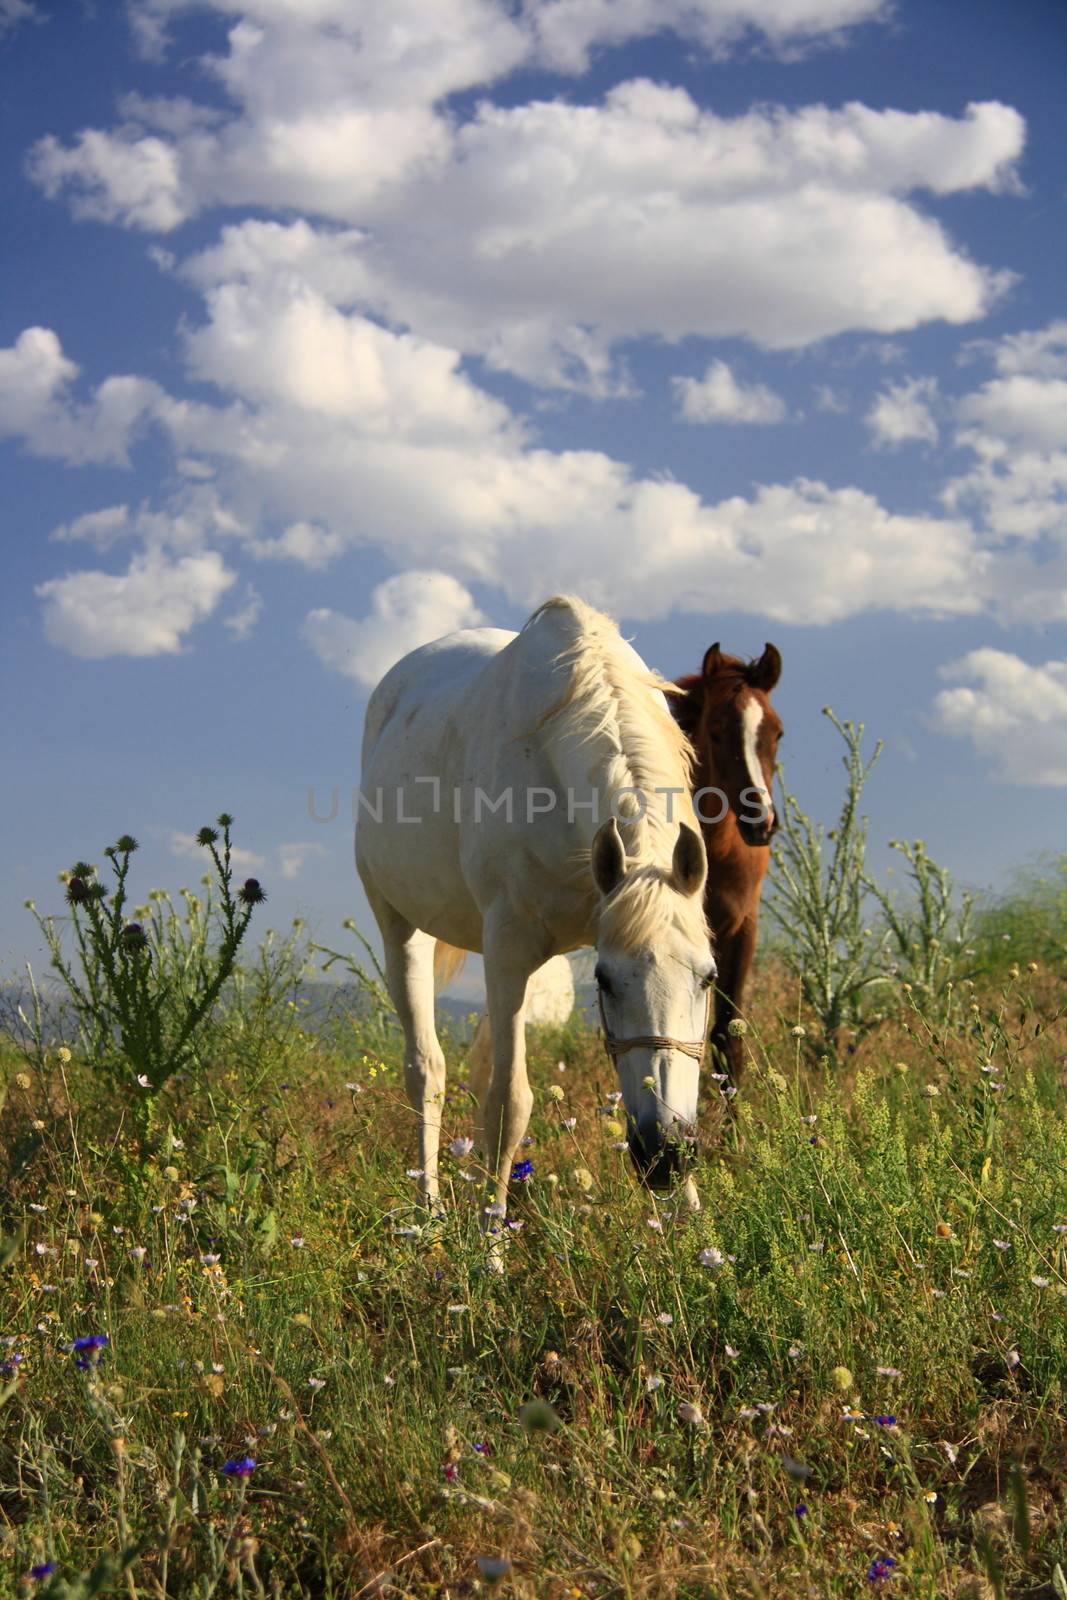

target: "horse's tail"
[433,941,468,992]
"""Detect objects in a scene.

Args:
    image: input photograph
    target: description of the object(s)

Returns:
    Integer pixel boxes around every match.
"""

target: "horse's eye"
[700,970,716,990]
[594,965,613,996]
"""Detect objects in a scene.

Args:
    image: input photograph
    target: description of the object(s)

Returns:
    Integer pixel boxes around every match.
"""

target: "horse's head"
[590,818,714,1189]
[677,642,783,847]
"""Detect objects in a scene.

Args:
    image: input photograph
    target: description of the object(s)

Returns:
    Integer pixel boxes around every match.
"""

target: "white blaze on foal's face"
[590,819,713,1187]
[740,696,775,833]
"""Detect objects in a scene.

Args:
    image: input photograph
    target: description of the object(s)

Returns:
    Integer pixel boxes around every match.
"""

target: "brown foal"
[673,642,783,1084]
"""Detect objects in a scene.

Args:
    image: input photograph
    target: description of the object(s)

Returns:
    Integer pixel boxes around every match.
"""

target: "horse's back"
[361,627,517,758]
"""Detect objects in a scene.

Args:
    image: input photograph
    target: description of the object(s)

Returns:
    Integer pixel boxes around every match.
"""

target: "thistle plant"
[865,838,974,1025]
[27,815,265,1136]
[313,918,398,1059]
[766,708,889,1060]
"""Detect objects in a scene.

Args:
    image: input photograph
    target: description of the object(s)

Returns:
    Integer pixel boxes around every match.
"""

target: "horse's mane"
[528,596,708,951]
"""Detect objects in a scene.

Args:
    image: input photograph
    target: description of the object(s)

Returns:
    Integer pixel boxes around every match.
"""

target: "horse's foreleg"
[481,935,537,1238]
[371,901,448,1210]
[468,1012,492,1155]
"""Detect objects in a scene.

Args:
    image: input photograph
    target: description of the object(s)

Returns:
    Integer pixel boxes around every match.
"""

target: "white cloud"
[0,326,78,437]
[0,325,161,464]
[867,376,939,446]
[813,383,849,413]
[36,550,235,658]
[957,375,1067,451]
[939,323,1067,621]
[51,504,133,548]
[29,129,188,231]
[0,0,39,35]
[147,273,994,628]
[278,841,328,881]
[223,584,263,641]
[304,572,486,687]
[970,319,1067,379]
[31,0,1023,388]
[249,522,346,569]
[529,0,890,71]
[933,650,1067,786]
[185,278,515,440]
[170,830,266,871]
[674,360,787,424]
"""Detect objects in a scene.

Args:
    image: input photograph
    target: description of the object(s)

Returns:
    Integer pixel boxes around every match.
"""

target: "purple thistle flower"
[29,1562,57,1581]
[510,1159,534,1182]
[867,1555,897,1583]
[221,1456,256,1477]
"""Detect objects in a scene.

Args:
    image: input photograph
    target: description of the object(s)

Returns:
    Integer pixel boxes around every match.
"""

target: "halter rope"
[597,986,712,1063]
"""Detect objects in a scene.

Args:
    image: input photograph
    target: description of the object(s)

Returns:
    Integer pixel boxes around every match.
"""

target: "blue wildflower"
[221,1456,256,1477]
[71,1333,109,1369]
[871,1414,897,1427]
[867,1555,896,1583]
[510,1159,534,1182]
[0,1352,23,1377]
[794,1502,808,1517]
[29,1563,57,1581]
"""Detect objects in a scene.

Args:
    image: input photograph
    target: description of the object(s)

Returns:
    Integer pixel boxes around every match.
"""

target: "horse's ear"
[702,643,724,681]
[591,818,627,897]
[671,822,707,899]
[750,642,781,692]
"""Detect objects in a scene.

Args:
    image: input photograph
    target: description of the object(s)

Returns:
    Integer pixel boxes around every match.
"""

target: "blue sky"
[2,0,1065,989]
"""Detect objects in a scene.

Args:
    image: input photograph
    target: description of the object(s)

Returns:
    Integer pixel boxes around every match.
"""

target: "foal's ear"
[591,818,627,897]
[749,642,782,692]
[671,822,707,899]
[702,643,725,680]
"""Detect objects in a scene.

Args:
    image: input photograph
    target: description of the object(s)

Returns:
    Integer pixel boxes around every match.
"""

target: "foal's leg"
[367,893,448,1209]
[710,916,758,1088]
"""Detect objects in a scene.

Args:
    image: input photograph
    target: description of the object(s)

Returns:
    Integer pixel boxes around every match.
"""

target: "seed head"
[114,835,139,854]
[196,826,220,847]
[239,878,267,906]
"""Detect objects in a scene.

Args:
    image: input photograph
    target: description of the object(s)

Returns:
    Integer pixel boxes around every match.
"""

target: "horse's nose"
[628,1125,680,1190]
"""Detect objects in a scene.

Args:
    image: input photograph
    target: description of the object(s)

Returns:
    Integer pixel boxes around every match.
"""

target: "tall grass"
[1,788,1065,1597]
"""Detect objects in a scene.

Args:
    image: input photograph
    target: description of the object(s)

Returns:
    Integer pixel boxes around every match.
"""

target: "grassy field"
[2,935,1065,1598]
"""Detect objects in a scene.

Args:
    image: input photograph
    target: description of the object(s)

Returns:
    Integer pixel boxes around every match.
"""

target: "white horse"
[356,595,714,1224]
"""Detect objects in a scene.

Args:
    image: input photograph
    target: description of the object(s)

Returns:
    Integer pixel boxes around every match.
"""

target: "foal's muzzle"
[739,812,775,847]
